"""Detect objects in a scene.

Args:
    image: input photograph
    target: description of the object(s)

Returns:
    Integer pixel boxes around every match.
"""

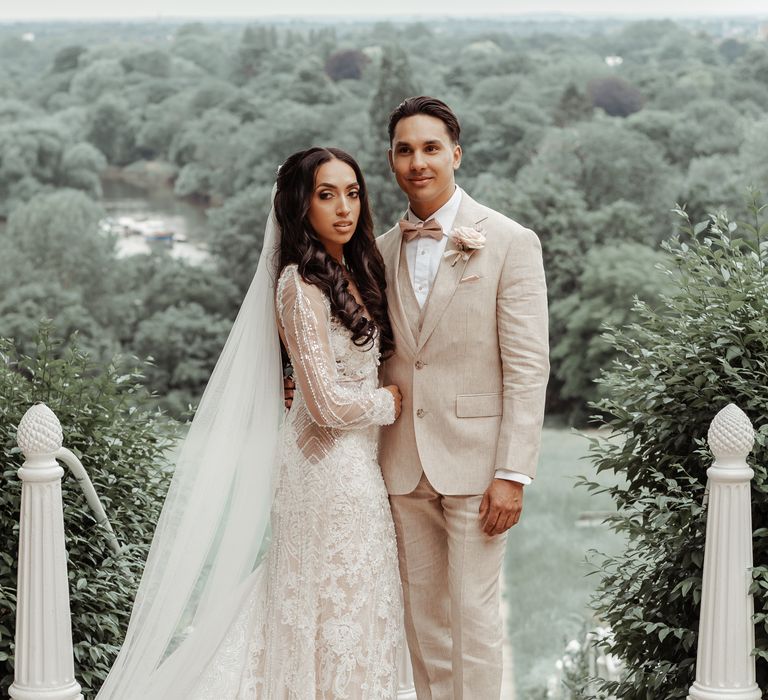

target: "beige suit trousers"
[390,473,507,700]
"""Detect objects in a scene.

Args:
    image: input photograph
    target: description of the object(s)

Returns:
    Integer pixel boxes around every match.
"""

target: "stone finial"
[17,403,63,457]
[707,404,754,462]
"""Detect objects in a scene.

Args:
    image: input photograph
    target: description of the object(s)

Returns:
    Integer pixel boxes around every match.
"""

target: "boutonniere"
[443,223,486,267]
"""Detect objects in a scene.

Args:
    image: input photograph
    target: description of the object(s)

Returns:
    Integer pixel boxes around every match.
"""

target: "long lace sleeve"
[277,266,395,429]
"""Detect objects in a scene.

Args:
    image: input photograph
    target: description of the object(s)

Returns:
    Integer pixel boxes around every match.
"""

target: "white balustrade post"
[688,404,761,700]
[396,627,417,699]
[10,404,83,700]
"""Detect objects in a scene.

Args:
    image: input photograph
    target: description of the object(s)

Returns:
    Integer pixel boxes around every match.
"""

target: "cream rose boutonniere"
[443,225,486,267]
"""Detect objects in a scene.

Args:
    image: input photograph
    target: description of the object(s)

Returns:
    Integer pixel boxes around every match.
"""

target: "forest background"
[2,15,768,422]
[2,12,768,698]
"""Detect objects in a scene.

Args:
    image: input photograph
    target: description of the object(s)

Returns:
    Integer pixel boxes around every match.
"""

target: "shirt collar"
[406,185,463,236]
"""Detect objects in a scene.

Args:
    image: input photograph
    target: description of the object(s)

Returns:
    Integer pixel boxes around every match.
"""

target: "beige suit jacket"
[377,191,549,496]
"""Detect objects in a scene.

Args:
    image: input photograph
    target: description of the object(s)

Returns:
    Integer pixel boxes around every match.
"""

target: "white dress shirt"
[403,187,532,486]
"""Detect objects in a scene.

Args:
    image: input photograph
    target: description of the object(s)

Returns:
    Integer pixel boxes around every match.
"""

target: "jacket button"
[415,360,425,370]
[416,408,425,418]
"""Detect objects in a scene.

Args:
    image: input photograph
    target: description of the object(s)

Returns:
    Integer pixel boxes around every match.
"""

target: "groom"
[377,96,549,699]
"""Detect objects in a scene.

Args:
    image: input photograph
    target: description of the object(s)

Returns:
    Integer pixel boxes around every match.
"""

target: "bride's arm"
[277,266,395,429]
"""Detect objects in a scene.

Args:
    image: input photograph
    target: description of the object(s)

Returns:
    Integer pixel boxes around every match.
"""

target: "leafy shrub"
[0,324,177,697]
[586,198,768,698]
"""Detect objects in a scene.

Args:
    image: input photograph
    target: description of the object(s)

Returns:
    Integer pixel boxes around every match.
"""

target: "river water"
[101,178,212,266]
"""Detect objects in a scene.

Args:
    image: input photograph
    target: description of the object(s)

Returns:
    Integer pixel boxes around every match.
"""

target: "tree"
[667,98,745,167]
[85,95,138,166]
[523,120,676,216]
[719,38,748,64]
[207,183,273,299]
[324,49,370,81]
[462,98,551,179]
[231,25,277,84]
[132,302,232,414]
[554,83,594,126]
[3,190,117,333]
[588,76,644,117]
[59,142,107,197]
[170,108,243,201]
[120,50,172,78]
[549,242,671,422]
[679,154,747,224]
[52,45,87,73]
[0,280,110,358]
[366,45,419,226]
[70,58,126,104]
[0,118,90,216]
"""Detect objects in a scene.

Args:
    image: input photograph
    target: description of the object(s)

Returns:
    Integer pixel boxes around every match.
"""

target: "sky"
[0,0,766,21]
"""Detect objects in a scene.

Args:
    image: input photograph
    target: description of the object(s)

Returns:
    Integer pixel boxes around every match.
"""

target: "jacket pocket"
[456,392,503,418]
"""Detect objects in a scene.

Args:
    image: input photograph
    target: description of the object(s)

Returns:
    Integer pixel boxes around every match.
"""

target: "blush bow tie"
[399,218,444,242]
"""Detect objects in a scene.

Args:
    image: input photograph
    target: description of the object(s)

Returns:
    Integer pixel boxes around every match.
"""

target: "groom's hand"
[283,376,295,410]
[479,479,523,536]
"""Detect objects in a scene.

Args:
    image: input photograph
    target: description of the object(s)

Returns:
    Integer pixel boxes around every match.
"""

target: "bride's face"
[308,158,361,256]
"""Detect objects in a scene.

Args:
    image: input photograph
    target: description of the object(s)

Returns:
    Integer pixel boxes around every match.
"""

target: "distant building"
[758,23,768,41]
[605,55,623,67]
[21,32,35,42]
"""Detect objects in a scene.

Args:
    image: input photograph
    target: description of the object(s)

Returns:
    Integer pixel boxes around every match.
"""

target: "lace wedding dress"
[187,264,402,699]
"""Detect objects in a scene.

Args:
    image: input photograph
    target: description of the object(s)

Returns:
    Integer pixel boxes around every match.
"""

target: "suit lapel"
[382,222,418,355]
[417,195,486,352]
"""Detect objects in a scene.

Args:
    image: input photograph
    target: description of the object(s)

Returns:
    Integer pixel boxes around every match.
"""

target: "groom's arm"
[480,226,549,536]
[495,225,550,477]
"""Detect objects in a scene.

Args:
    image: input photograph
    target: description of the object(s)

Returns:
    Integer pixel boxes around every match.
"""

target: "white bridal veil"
[97,197,283,699]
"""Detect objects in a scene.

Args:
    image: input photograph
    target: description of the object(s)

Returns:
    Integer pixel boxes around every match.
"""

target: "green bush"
[586,198,768,698]
[0,324,177,697]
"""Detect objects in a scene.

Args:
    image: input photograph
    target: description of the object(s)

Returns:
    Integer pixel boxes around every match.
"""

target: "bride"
[97,147,404,699]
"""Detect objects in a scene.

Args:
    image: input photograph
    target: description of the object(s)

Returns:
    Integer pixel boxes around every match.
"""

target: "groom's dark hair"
[387,96,461,145]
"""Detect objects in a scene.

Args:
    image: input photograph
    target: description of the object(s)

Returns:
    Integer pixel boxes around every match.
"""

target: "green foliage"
[0,119,105,217]
[0,325,177,697]
[324,49,370,82]
[85,95,138,166]
[1,190,118,352]
[550,242,671,423]
[554,83,594,126]
[521,120,674,215]
[586,198,768,698]
[588,76,645,117]
[366,44,420,226]
[132,303,231,416]
[207,183,272,299]
[2,15,768,424]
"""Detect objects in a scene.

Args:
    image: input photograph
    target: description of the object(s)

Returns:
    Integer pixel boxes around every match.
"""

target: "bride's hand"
[384,385,402,420]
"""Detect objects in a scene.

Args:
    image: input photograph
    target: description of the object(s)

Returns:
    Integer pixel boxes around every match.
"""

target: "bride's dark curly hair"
[275,147,395,359]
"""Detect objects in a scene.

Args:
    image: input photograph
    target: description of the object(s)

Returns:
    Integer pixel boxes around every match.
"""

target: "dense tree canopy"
[0,15,766,421]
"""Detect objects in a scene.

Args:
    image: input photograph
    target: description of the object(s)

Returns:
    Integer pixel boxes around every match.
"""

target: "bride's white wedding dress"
[187,264,402,699]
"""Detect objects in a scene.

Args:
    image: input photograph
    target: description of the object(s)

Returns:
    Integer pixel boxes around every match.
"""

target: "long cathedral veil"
[97,194,283,699]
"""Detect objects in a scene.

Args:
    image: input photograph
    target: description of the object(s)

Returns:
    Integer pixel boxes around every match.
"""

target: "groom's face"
[388,114,462,219]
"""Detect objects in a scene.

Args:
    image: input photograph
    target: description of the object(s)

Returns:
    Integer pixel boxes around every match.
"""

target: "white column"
[688,404,761,700]
[10,404,83,700]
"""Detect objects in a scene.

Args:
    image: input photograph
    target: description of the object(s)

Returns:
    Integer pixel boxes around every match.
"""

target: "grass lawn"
[504,427,625,698]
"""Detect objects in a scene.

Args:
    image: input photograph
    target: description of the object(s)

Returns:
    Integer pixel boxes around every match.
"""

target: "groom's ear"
[387,148,394,173]
[453,143,462,171]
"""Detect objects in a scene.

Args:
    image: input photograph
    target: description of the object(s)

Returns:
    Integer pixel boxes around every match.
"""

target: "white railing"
[12,402,760,700]
[688,404,761,700]
[10,403,84,700]
[8,402,416,699]
[546,403,762,700]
